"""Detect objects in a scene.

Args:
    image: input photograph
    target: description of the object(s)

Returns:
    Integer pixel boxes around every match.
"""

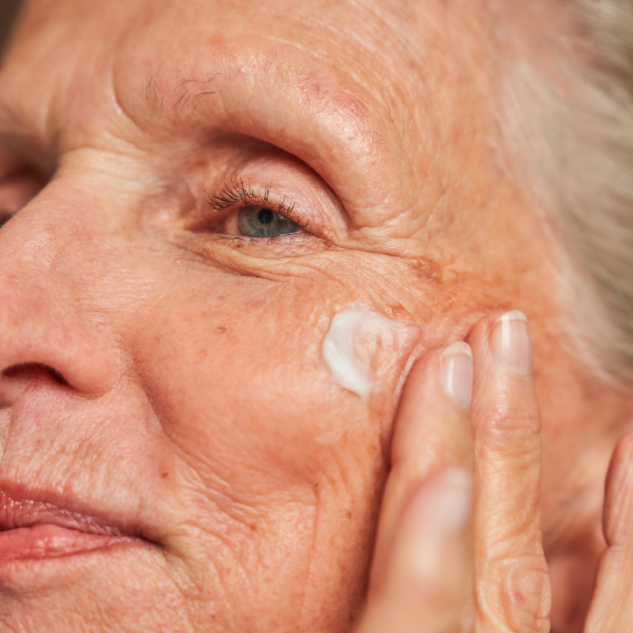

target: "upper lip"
[0,482,142,538]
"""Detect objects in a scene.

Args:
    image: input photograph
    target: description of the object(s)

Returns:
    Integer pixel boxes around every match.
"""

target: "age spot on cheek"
[322,309,419,398]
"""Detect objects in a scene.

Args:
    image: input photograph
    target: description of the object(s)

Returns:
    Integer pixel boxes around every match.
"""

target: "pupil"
[257,208,274,225]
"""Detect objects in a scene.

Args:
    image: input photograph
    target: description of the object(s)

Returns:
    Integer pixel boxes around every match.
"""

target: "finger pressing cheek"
[468,311,551,633]
[369,343,475,588]
[358,342,475,632]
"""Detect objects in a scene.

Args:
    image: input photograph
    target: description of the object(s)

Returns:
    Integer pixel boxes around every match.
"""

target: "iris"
[237,206,302,238]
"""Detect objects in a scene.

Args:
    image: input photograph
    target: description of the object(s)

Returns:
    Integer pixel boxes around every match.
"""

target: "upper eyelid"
[205,178,311,231]
[207,178,295,214]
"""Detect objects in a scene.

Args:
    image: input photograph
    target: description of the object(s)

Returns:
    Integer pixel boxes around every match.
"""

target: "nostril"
[2,363,69,385]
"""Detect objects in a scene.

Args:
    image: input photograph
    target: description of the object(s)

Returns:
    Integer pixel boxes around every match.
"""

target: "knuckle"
[484,515,542,556]
[475,408,541,455]
[477,554,551,633]
[483,403,540,433]
[503,565,551,633]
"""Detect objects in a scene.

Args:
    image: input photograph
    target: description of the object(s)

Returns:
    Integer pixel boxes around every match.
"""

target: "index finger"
[369,342,475,588]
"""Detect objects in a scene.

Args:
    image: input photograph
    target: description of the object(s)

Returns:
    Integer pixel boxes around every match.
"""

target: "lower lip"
[0,524,135,563]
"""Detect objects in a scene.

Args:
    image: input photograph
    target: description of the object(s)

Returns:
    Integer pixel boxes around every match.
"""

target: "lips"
[0,487,148,563]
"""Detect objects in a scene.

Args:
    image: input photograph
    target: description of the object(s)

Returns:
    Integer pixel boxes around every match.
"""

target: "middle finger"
[468,311,550,633]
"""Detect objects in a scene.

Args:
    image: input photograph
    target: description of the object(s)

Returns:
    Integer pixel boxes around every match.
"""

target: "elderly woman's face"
[0,0,610,630]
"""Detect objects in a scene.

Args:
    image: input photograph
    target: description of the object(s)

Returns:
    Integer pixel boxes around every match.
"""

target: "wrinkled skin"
[0,0,631,631]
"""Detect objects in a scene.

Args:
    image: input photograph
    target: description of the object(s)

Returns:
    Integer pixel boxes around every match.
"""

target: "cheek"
[106,249,499,623]
[119,270,423,620]
[128,274,419,494]
[122,253,492,504]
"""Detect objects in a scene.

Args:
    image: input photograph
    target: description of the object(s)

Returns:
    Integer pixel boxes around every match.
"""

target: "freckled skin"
[0,0,630,631]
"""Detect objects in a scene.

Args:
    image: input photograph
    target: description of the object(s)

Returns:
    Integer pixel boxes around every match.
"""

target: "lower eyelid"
[166,226,331,274]
[212,231,320,254]
[222,231,311,246]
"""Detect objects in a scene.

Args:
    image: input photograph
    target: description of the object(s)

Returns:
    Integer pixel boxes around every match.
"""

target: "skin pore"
[0,0,631,631]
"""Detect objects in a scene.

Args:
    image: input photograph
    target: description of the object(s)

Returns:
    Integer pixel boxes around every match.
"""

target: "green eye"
[237,205,302,238]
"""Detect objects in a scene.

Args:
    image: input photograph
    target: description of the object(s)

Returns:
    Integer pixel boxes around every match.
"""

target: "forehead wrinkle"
[232,3,434,124]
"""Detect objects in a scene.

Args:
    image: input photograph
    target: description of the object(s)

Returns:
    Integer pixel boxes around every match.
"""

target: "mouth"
[0,486,150,563]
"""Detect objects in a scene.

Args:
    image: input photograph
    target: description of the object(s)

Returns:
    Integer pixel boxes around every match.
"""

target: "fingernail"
[491,311,532,375]
[440,342,473,408]
[402,470,472,578]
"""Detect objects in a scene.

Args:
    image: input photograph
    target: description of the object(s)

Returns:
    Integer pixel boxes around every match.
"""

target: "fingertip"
[603,431,633,544]
[404,349,439,386]
[465,312,500,364]
[395,345,452,420]
[609,431,633,473]
[393,342,473,463]
[466,310,532,367]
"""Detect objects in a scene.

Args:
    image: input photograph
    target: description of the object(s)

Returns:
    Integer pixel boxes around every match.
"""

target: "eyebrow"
[135,57,404,219]
[145,72,218,116]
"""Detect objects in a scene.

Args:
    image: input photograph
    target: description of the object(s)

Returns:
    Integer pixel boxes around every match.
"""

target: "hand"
[584,431,633,632]
[356,311,551,632]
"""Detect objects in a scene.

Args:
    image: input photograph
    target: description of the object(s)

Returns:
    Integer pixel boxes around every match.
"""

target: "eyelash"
[206,178,311,237]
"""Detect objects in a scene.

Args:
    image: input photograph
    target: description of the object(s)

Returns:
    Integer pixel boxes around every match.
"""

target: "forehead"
[2,0,460,140]
[0,0,494,222]
[18,0,437,64]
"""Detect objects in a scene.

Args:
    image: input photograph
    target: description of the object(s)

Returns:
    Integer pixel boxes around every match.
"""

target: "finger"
[359,342,475,632]
[468,311,550,632]
[370,342,475,587]
[585,432,633,633]
[357,469,473,633]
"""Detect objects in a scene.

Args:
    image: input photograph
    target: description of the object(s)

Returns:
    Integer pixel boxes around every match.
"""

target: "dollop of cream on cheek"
[322,309,418,397]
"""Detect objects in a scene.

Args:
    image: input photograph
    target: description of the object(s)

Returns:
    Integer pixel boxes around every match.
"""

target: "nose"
[0,190,125,400]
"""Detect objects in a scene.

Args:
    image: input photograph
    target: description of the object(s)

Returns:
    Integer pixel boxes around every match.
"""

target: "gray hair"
[494,0,633,384]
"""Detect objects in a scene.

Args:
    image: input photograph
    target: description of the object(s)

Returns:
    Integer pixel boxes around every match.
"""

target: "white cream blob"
[322,309,417,397]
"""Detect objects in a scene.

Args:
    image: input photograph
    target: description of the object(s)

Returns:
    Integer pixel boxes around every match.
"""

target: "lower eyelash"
[212,232,311,248]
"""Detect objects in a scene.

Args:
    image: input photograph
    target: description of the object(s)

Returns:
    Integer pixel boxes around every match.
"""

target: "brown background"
[0,0,23,55]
